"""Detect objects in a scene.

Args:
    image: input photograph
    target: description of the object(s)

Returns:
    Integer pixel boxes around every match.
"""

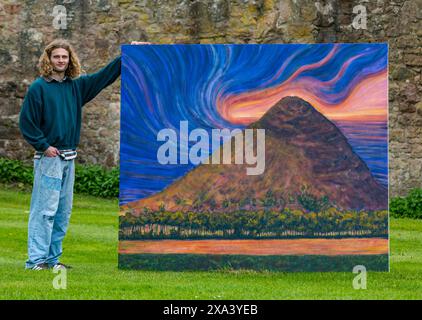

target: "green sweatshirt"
[19,56,121,152]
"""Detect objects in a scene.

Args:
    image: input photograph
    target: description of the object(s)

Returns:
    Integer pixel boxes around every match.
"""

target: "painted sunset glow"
[218,46,387,124]
[120,43,388,205]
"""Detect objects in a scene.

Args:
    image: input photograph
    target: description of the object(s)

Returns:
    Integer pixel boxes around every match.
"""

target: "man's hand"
[131,41,151,45]
[44,146,60,157]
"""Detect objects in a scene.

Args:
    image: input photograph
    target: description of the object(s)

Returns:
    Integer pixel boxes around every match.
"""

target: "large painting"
[119,44,388,272]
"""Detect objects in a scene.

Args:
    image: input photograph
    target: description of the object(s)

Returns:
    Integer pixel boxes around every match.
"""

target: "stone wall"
[0,0,421,196]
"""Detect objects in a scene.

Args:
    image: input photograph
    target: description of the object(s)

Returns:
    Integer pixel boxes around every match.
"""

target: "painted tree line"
[119,207,388,240]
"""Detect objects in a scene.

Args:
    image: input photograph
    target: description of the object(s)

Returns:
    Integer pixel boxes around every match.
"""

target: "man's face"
[50,48,69,73]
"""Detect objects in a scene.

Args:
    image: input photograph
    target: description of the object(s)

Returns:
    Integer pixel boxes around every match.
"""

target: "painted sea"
[334,120,388,188]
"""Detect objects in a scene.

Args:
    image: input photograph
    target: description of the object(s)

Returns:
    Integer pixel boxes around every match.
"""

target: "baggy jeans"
[25,155,75,269]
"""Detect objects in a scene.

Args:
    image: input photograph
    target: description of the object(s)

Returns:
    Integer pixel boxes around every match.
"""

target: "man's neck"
[51,71,65,82]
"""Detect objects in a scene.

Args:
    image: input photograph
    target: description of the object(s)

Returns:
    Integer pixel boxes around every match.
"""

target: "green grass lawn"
[1,187,421,300]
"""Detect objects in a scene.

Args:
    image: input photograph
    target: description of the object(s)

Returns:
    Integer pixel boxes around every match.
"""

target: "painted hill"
[123,96,388,214]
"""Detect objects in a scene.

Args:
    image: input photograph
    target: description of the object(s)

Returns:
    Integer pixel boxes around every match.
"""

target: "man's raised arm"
[75,56,121,106]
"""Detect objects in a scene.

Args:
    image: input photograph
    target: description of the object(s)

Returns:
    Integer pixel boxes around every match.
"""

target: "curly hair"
[38,39,82,78]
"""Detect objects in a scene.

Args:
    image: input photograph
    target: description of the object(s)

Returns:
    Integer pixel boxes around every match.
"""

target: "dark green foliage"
[390,189,422,219]
[174,196,185,206]
[0,157,119,198]
[261,189,277,207]
[119,253,389,272]
[158,203,166,212]
[0,158,33,185]
[297,190,330,213]
[74,164,119,198]
[119,208,389,240]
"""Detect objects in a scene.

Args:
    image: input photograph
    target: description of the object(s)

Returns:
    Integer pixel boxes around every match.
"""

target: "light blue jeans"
[25,155,75,269]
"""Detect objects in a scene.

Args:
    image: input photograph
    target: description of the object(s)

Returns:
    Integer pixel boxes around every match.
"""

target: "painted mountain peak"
[123,96,387,215]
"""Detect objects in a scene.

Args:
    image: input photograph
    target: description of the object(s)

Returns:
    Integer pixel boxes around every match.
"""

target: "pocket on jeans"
[41,175,62,191]
[40,156,62,191]
[37,178,61,217]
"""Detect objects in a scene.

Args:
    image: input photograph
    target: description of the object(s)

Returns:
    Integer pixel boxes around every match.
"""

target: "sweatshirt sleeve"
[76,56,121,105]
[19,89,50,152]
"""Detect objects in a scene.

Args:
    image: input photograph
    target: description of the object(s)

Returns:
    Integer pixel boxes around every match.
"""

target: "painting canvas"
[119,44,389,272]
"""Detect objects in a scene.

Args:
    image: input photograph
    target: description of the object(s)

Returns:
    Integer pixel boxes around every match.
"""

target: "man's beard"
[53,66,67,73]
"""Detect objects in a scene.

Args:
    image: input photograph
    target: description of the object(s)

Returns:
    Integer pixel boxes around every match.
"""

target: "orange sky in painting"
[217,69,388,124]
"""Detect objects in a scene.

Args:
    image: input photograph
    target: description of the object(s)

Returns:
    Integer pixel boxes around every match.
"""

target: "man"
[19,39,146,270]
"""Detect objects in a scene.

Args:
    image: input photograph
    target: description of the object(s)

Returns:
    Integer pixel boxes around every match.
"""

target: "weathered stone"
[390,129,405,143]
[404,54,422,67]
[398,102,416,113]
[416,101,422,116]
[411,145,422,158]
[391,65,413,81]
